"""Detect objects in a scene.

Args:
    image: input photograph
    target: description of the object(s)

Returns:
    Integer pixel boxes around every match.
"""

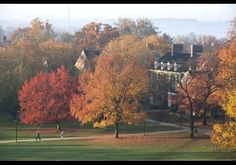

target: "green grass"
[0,114,179,140]
[0,132,235,160]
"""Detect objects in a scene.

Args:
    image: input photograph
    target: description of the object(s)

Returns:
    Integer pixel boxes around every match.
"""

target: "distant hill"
[150,18,230,39]
[0,18,230,39]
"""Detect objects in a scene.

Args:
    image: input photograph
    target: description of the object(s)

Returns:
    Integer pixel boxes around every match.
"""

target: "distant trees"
[227,17,236,39]
[101,35,154,68]
[70,53,148,138]
[115,18,159,39]
[174,32,220,52]
[73,22,119,51]
[144,34,172,56]
[18,66,75,129]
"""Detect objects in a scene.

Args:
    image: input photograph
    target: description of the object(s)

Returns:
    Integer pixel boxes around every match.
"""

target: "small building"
[148,43,203,110]
[74,48,100,72]
[0,36,10,47]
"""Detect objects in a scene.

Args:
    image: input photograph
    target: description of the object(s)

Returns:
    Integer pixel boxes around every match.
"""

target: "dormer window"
[161,62,164,70]
[189,66,192,71]
[149,96,154,104]
[167,62,170,70]
[174,63,177,71]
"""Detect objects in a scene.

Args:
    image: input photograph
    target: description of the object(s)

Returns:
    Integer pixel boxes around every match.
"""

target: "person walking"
[35,131,41,141]
[60,131,64,139]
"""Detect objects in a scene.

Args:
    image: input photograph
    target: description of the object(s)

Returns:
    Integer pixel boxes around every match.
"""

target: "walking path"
[146,118,212,135]
[0,119,212,144]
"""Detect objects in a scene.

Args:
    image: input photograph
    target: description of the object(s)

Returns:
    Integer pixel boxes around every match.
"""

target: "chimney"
[190,44,203,57]
[172,43,183,56]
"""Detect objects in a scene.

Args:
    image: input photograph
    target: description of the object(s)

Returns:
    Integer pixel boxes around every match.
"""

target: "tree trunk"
[56,121,61,130]
[190,118,194,138]
[190,109,194,138]
[202,105,208,125]
[115,123,119,138]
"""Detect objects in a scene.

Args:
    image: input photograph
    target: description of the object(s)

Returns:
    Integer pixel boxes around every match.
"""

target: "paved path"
[0,129,188,144]
[146,118,212,135]
[0,119,212,144]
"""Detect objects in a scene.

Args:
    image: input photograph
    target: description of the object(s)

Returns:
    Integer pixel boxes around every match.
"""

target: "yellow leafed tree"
[211,17,236,149]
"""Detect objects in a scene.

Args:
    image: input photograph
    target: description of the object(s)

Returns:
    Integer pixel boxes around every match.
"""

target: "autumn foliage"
[211,18,236,148]
[70,53,148,138]
[18,66,75,129]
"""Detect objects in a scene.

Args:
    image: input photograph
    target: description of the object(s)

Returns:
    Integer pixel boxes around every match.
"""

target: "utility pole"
[143,118,146,136]
[15,111,18,142]
[67,6,70,22]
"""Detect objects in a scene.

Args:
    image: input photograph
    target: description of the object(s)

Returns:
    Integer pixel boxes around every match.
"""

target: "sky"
[0,4,235,22]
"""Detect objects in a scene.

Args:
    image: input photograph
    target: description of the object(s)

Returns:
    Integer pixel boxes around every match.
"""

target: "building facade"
[148,43,203,110]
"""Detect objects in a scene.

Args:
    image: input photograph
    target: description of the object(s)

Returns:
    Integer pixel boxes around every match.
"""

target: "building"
[74,48,100,72]
[0,36,10,47]
[148,43,203,110]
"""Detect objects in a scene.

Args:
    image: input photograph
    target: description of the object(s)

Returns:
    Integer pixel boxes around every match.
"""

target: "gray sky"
[0,4,235,22]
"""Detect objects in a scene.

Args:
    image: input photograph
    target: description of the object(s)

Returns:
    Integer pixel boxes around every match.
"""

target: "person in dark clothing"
[35,131,41,141]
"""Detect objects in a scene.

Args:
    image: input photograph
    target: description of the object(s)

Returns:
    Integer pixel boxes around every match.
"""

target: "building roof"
[153,51,202,72]
[74,48,100,72]
[158,52,201,63]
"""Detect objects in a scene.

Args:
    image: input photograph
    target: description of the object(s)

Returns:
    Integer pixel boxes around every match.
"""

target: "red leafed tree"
[18,66,75,129]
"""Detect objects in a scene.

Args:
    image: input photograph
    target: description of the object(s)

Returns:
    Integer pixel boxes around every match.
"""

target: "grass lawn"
[0,114,179,140]
[0,132,235,160]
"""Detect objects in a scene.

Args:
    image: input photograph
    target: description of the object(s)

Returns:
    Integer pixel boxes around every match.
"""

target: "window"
[174,84,178,92]
[189,66,192,71]
[149,96,154,104]
[154,61,158,69]
[167,62,170,70]
[174,74,178,81]
[156,73,160,80]
[174,62,177,71]
[150,71,153,79]
[161,62,164,70]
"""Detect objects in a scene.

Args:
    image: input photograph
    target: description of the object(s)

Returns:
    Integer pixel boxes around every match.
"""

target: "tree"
[177,71,202,138]
[18,66,75,129]
[74,22,119,51]
[144,34,172,56]
[211,17,236,148]
[0,18,76,119]
[101,35,154,68]
[70,53,148,138]
[135,18,159,39]
[115,18,159,39]
[227,17,236,39]
[194,52,221,125]
[211,89,236,149]
[197,35,218,52]
[174,32,197,52]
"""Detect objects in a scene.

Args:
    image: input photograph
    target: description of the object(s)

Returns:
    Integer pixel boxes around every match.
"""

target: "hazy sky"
[0,4,235,22]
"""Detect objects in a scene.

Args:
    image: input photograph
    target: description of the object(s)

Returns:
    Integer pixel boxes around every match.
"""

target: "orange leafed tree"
[70,53,148,138]
[18,66,75,129]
